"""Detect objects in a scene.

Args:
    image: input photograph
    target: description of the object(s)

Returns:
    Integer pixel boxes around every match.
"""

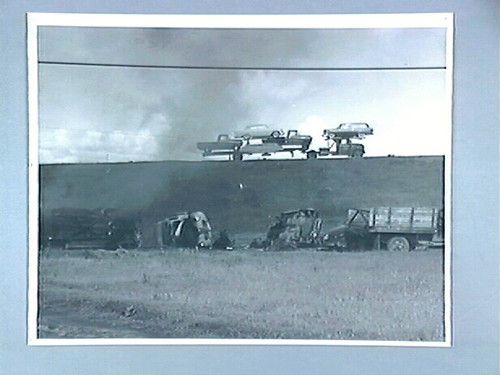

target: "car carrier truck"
[306,123,373,159]
[197,130,312,160]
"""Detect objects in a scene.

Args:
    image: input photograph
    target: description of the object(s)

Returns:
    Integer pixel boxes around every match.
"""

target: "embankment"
[40,156,444,245]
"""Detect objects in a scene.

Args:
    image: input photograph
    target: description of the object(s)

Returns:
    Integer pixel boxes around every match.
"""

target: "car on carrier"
[197,130,312,160]
[323,123,374,139]
[232,124,284,140]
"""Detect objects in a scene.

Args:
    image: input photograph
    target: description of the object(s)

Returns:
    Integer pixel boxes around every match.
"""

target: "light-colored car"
[323,123,373,139]
[233,124,284,140]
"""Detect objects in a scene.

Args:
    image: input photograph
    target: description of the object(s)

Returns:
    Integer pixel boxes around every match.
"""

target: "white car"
[323,123,374,139]
[232,124,284,140]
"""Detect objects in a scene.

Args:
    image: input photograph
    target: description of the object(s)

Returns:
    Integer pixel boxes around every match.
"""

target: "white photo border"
[27,12,454,347]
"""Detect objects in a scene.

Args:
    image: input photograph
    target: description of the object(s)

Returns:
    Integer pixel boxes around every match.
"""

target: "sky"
[37,25,449,163]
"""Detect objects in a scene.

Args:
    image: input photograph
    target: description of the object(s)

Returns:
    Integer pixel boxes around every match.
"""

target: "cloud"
[38,26,448,164]
[39,66,447,162]
[40,27,446,69]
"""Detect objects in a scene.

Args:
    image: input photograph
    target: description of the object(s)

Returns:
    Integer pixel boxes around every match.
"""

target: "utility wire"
[38,60,447,71]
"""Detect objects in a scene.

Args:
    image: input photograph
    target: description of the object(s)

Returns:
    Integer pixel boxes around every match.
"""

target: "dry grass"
[38,247,445,341]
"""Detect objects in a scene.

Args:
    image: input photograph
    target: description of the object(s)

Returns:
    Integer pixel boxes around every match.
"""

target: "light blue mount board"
[0,0,498,374]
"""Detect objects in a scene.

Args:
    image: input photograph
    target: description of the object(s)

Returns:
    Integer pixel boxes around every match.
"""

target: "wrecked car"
[40,208,142,250]
[155,211,213,249]
[263,208,323,250]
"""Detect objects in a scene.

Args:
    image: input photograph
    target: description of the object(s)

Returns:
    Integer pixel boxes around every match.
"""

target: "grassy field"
[38,247,445,342]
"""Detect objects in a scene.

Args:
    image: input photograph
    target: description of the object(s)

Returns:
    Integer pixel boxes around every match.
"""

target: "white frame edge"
[26,12,454,348]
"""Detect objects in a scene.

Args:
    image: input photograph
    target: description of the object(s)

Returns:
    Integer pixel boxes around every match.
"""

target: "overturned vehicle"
[155,211,213,249]
[40,208,142,250]
[255,208,322,250]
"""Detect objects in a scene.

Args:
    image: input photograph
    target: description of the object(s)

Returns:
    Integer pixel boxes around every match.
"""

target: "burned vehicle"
[155,211,213,249]
[322,207,444,251]
[40,208,142,250]
[262,208,323,250]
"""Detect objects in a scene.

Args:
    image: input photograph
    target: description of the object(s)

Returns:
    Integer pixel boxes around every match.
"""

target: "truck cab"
[308,139,365,159]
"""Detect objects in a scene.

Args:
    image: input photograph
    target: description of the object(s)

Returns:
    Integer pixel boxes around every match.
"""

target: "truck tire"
[233,152,243,161]
[352,149,364,158]
[306,150,318,159]
[387,236,411,252]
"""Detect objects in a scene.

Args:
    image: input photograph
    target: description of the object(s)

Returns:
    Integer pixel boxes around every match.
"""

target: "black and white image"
[29,14,453,345]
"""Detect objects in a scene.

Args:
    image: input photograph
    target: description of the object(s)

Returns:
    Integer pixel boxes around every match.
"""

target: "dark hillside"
[40,156,444,245]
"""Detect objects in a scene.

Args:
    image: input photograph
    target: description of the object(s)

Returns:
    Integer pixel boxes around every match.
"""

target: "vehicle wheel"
[119,240,140,250]
[271,131,281,138]
[306,150,318,159]
[233,152,243,161]
[104,242,119,250]
[387,236,411,251]
[120,233,142,249]
[352,150,364,158]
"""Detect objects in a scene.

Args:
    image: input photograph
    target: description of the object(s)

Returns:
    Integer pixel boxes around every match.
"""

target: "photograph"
[28,13,453,345]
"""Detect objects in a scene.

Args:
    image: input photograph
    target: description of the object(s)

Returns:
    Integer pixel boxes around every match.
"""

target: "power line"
[38,60,447,71]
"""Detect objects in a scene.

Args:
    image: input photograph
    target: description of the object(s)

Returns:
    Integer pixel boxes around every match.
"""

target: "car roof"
[245,124,269,129]
[339,122,370,127]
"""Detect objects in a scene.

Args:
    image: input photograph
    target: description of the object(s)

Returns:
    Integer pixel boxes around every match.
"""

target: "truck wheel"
[119,240,140,250]
[271,131,281,138]
[104,242,119,250]
[233,153,243,161]
[352,150,364,158]
[387,236,410,252]
[307,151,318,159]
